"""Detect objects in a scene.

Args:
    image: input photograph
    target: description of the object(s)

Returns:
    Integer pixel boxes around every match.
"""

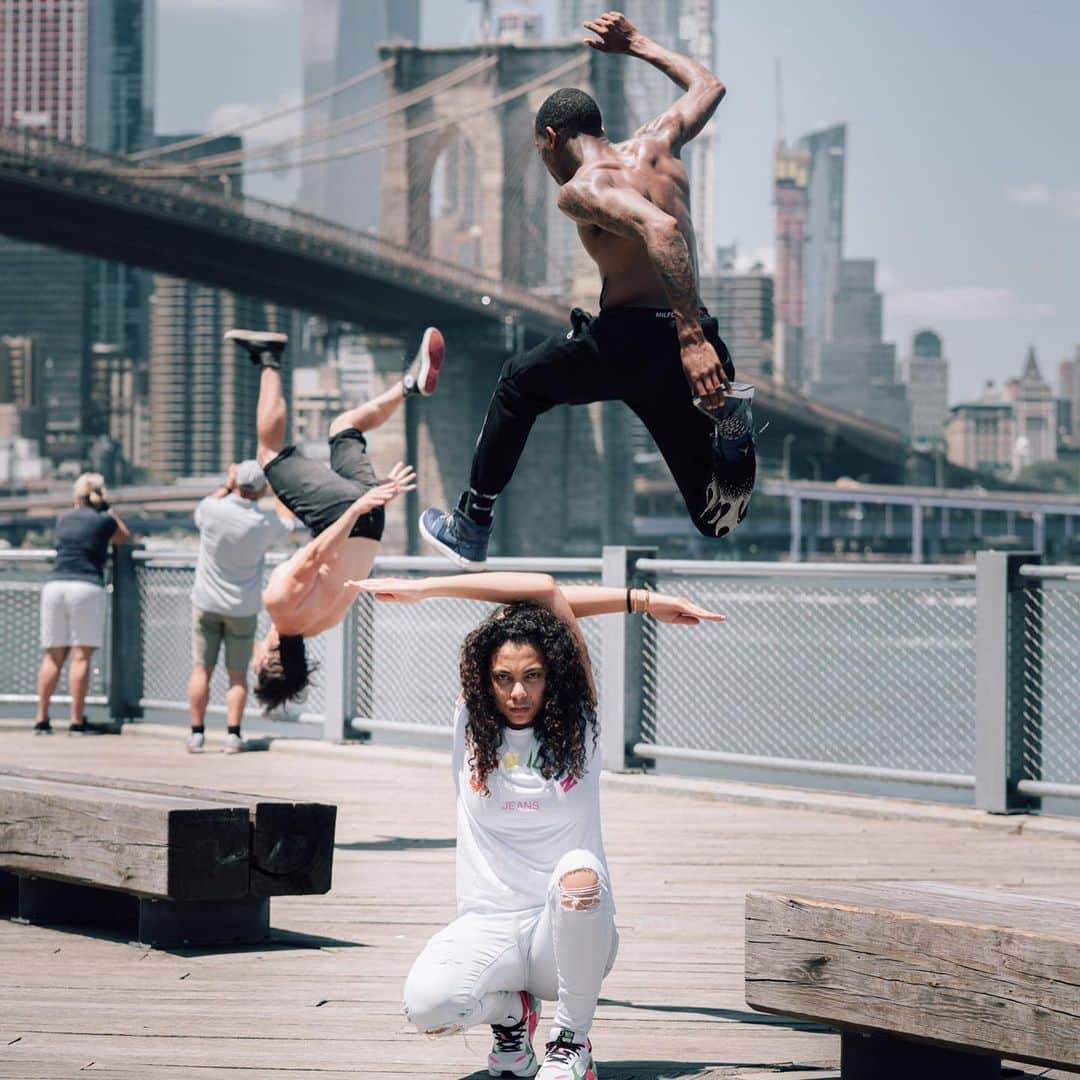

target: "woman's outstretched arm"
[347,573,725,625]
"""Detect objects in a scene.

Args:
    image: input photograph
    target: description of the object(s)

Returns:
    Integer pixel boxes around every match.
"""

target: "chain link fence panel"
[640,570,977,774]
[353,572,604,729]
[0,555,109,700]
[1023,579,1080,785]
[135,558,326,721]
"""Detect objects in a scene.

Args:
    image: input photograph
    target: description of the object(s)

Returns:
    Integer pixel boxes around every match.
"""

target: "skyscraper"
[558,0,717,268]
[1007,347,1056,469]
[299,0,420,231]
[772,143,810,388]
[1058,347,1080,448]
[0,0,154,464]
[810,259,909,436]
[149,282,291,481]
[799,123,846,385]
[900,330,949,447]
[699,257,774,381]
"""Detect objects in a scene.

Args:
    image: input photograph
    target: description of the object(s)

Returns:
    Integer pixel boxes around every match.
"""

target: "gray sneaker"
[224,732,245,754]
[186,731,205,754]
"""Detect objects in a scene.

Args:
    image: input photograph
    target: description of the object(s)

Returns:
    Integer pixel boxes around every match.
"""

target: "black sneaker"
[402,327,445,397]
[33,718,53,735]
[224,328,289,369]
[68,719,120,736]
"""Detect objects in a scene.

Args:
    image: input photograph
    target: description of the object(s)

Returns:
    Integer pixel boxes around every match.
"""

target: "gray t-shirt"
[192,494,292,617]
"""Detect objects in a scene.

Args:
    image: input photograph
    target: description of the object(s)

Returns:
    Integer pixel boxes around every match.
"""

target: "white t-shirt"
[192,494,293,617]
[452,701,609,917]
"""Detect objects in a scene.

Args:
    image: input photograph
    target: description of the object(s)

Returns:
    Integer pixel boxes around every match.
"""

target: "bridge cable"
[129,57,396,162]
[145,53,589,180]
[144,55,498,174]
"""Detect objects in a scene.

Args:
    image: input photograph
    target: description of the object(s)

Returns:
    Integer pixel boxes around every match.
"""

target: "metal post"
[975,551,1040,813]
[599,545,655,771]
[1033,512,1045,556]
[404,394,419,555]
[789,497,802,562]
[108,544,143,723]
[911,502,923,564]
[320,614,354,742]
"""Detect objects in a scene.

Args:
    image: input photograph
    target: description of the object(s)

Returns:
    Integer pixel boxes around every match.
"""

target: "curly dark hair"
[460,602,597,796]
[253,634,315,712]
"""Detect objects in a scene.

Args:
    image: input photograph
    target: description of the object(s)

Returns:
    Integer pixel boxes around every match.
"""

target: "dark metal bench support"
[7,875,270,948]
[841,1032,1001,1079]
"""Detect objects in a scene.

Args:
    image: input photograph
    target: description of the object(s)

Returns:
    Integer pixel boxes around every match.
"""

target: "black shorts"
[263,429,385,540]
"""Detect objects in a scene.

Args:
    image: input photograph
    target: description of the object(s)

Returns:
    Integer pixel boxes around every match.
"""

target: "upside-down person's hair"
[534,87,603,140]
[253,634,314,712]
[460,602,598,796]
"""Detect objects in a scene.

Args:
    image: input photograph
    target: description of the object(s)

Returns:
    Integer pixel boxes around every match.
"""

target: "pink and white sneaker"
[488,990,540,1077]
[536,1029,596,1080]
[403,326,445,397]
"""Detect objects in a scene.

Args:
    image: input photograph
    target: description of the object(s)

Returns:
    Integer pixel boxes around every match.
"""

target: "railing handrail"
[1018,564,1080,581]
[131,549,604,574]
[636,558,978,579]
[0,548,58,561]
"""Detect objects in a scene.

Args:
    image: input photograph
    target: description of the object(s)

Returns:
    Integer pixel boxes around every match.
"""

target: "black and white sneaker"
[402,326,445,397]
[33,718,53,735]
[693,383,756,458]
[224,329,289,369]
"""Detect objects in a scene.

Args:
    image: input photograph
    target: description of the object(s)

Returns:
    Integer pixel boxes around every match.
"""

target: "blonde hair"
[73,472,107,509]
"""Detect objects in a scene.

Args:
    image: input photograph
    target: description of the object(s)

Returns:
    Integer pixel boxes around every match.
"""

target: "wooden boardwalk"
[2,723,1079,1080]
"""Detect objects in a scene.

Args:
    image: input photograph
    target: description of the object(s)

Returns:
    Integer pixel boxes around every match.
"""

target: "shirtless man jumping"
[226,326,443,711]
[421,10,756,568]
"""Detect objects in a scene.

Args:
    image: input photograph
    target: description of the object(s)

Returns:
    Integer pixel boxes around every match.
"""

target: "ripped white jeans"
[403,848,617,1040]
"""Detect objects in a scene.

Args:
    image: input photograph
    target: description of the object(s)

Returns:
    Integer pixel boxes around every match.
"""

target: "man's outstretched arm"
[584,10,724,151]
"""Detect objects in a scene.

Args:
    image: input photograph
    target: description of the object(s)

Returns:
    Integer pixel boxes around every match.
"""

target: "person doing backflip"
[224,325,444,712]
[422,10,757,569]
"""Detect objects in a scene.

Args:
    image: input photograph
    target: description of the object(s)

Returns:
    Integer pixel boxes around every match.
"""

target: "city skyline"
[153,0,1079,405]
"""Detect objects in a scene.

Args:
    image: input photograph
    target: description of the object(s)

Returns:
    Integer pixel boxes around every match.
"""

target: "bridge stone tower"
[376,43,633,558]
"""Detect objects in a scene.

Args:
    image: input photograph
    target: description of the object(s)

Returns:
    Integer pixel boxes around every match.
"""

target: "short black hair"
[254,634,313,712]
[535,87,603,140]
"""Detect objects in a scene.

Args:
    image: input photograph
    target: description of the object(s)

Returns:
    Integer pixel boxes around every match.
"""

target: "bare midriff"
[266,536,379,638]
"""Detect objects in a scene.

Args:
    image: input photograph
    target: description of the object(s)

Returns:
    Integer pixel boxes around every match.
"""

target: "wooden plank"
[0,776,250,901]
[0,766,336,896]
[745,884,1080,1070]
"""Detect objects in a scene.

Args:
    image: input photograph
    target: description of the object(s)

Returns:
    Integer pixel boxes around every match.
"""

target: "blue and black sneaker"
[420,507,491,570]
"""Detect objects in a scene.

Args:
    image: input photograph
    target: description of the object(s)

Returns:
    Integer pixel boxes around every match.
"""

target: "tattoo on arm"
[559,181,700,330]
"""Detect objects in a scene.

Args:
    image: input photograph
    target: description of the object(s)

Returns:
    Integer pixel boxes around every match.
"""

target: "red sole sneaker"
[418,326,444,395]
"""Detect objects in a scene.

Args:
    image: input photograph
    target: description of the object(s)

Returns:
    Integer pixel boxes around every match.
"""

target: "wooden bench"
[0,766,336,947]
[746,882,1080,1078]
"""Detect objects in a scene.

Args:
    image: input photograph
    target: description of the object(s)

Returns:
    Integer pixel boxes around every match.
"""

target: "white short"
[39,580,107,649]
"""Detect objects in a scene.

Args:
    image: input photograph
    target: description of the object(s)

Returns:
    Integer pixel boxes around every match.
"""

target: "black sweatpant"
[469,307,756,539]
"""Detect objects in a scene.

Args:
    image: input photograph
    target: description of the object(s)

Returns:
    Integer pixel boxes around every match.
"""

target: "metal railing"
[0,549,110,707]
[632,559,979,789]
[1,546,1077,813]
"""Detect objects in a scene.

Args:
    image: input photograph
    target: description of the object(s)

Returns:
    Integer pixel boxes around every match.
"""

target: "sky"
[155,0,1079,403]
